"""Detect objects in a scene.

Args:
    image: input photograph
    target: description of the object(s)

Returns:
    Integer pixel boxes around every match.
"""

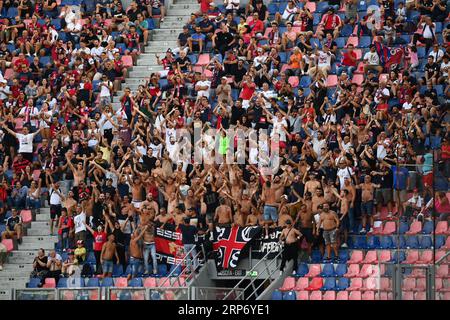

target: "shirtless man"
[295,204,315,257]
[356,175,381,234]
[128,226,147,280]
[142,219,157,275]
[343,177,356,234]
[304,172,321,196]
[279,220,302,275]
[154,207,173,229]
[323,178,338,207]
[173,205,186,227]
[317,203,340,262]
[214,198,233,227]
[141,194,159,214]
[245,207,259,226]
[261,180,279,225]
[100,234,119,278]
[333,189,350,248]
[311,188,327,213]
[129,176,145,208]
[67,153,87,187]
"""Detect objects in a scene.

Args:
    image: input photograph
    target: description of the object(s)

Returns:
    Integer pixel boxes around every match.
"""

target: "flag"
[373,40,391,66]
[384,47,405,71]
[155,225,185,265]
[212,225,262,269]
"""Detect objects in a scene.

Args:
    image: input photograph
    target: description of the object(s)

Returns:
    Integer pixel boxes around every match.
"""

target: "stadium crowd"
[0,0,448,285]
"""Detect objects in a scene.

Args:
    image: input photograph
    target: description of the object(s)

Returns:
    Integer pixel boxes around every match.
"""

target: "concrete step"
[1,263,33,271]
[31,221,51,229]
[27,229,52,236]
[8,251,36,264]
[174,0,199,3]
[0,277,29,285]
[35,213,51,221]
[136,54,162,65]
[167,8,198,15]
[22,236,58,244]
[122,78,153,85]
[0,290,12,300]
[128,70,157,78]
[0,270,32,278]
[152,28,183,35]
[39,207,50,214]
[18,242,55,251]
[129,65,163,72]
[152,34,181,41]
[169,3,198,10]
[160,22,188,29]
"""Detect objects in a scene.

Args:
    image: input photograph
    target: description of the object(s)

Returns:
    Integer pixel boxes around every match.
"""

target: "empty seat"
[57,278,68,288]
[305,277,323,291]
[436,235,446,249]
[335,264,348,277]
[112,265,124,277]
[402,291,414,300]
[196,54,211,66]
[362,291,375,300]
[326,75,338,87]
[1,239,13,252]
[296,263,309,277]
[320,264,336,277]
[435,221,448,235]
[322,291,336,300]
[349,291,362,300]
[121,55,133,68]
[271,290,282,300]
[296,290,309,300]
[143,277,157,288]
[321,277,336,291]
[86,278,100,287]
[283,291,296,300]
[128,278,143,287]
[339,251,349,262]
[344,264,360,278]
[358,264,374,278]
[380,278,391,290]
[378,250,391,263]
[402,278,416,291]
[416,250,433,264]
[381,222,397,235]
[419,236,433,249]
[288,76,299,88]
[362,250,377,264]
[380,236,395,249]
[114,277,128,288]
[406,221,422,235]
[366,236,380,249]
[294,277,309,291]
[101,277,114,287]
[309,291,322,300]
[27,278,41,288]
[436,264,449,278]
[347,278,363,291]
[43,278,56,288]
[336,277,350,291]
[399,221,409,234]
[280,277,296,291]
[405,250,419,264]
[348,250,364,264]
[390,251,406,263]
[415,278,426,291]
[415,292,426,300]
[406,236,420,249]
[20,210,33,224]
[336,291,349,300]
[351,74,364,85]
[364,278,378,291]
[305,264,321,277]
[421,221,434,234]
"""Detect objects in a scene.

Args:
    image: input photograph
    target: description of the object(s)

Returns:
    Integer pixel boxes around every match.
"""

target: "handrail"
[435,250,450,265]
[222,243,282,300]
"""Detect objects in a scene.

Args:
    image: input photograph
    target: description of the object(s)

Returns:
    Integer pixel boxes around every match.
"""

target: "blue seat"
[317,1,329,12]
[300,75,312,88]
[399,221,409,234]
[86,252,96,264]
[112,265,123,277]
[422,221,434,234]
[6,7,18,18]
[283,291,297,300]
[358,36,371,48]
[61,252,68,261]
[353,236,367,249]
[58,31,68,42]
[39,56,51,66]
[101,277,114,287]
[357,2,367,11]
[406,236,419,249]
[335,264,347,277]
[310,38,321,49]
[335,37,346,49]
[92,80,101,92]
[336,277,349,291]
[150,291,162,300]
[320,277,336,291]
[296,263,309,277]
[320,264,336,277]
[271,290,283,300]
[169,264,182,276]
[367,236,380,249]
[268,3,279,15]
[417,47,426,59]
[157,264,168,276]
[279,52,287,64]
[389,251,406,263]
[338,251,349,263]
[158,79,169,90]
[313,13,321,26]
[188,54,198,65]
[86,278,100,287]
[435,85,444,96]
[395,235,407,249]
[419,236,432,249]
[435,235,445,248]
[340,24,353,37]
[118,291,132,300]
[128,278,143,287]
[303,87,311,97]
[311,250,323,263]
[0,225,6,234]
[57,278,68,288]
[115,43,127,53]
[435,22,442,33]
[27,278,41,288]
[51,19,61,30]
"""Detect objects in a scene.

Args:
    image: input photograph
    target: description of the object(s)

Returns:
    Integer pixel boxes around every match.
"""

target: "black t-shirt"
[92,200,105,226]
[178,32,189,47]
[230,105,246,125]
[233,66,247,84]
[216,31,234,47]
[142,155,157,171]
[175,56,191,72]
[112,228,125,246]
[425,62,439,75]
[179,224,197,245]
[6,216,22,230]
[35,256,48,272]
[374,168,393,188]
[204,188,218,214]
[255,5,268,21]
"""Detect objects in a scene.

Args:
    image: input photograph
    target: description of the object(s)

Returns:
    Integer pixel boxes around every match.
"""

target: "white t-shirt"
[440,61,450,77]
[282,6,298,20]
[19,106,39,128]
[429,49,444,63]
[407,195,424,208]
[196,80,211,98]
[318,51,332,68]
[99,81,112,97]
[337,167,354,189]
[272,117,288,142]
[49,188,62,205]
[16,133,35,153]
[364,51,380,65]
[74,212,86,234]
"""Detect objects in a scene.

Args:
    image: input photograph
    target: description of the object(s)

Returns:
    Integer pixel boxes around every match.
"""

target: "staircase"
[111,0,199,111]
[0,207,58,300]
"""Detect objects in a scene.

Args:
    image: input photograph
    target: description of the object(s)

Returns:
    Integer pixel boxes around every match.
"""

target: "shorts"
[323,229,338,245]
[102,260,114,273]
[323,29,335,36]
[132,200,142,209]
[361,201,374,216]
[375,188,393,205]
[339,215,349,231]
[151,7,161,15]
[50,204,62,220]
[263,205,278,222]
[393,189,408,203]
[313,229,324,247]
[300,227,314,244]
[423,172,433,187]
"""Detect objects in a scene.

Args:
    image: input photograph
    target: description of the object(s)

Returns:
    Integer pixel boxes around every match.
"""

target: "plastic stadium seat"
[196,54,210,66]
[39,56,51,66]
[435,221,448,235]
[317,1,330,12]
[344,264,360,278]
[366,236,380,249]
[336,291,349,300]
[280,277,296,291]
[283,291,296,300]
[294,277,309,291]
[381,221,397,235]
[436,235,446,249]
[296,290,309,300]
[358,264,374,278]
[358,36,372,48]
[322,291,336,300]
[349,291,362,300]
[380,278,391,290]
[309,291,322,300]
[143,277,157,288]
[121,55,133,68]
[321,277,336,291]
[339,251,349,262]
[406,236,420,249]
[326,75,338,87]
[362,291,375,300]
[288,76,299,88]
[335,264,347,277]
[27,278,41,288]
[347,278,363,291]
[417,250,433,264]
[351,74,364,85]
[399,221,409,234]
[435,278,443,291]
[402,291,414,300]
[404,250,419,264]
[114,277,128,288]
[57,278,68,288]
[364,278,377,291]
[362,251,377,264]
[86,252,96,264]
[305,277,323,291]
[436,264,448,278]
[296,264,309,277]
[320,264,336,277]
[112,265,123,277]
[421,221,434,234]
[346,36,358,47]
[43,278,56,288]
[406,221,422,235]
[415,292,426,300]
[1,239,13,252]
[305,1,316,12]
[353,236,368,249]
[305,264,321,277]
[419,236,433,249]
[158,277,173,288]
[300,75,312,88]
[379,250,391,263]
[336,277,350,291]
[101,277,114,287]
[128,278,143,288]
[415,278,426,291]
[335,37,346,48]
[403,278,416,291]
[20,210,33,224]
[271,290,282,300]
[348,250,364,264]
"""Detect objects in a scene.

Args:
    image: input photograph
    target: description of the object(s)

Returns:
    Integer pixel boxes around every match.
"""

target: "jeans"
[26,197,41,210]
[129,257,143,277]
[59,229,69,250]
[348,206,355,233]
[143,243,157,274]
[336,65,356,79]
[183,244,198,272]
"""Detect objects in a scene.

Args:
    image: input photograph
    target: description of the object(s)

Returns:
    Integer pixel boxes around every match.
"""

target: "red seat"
[443,237,450,250]
[344,264,360,277]
[305,277,323,291]
[143,277,157,288]
[362,291,375,300]
[348,251,364,264]
[355,62,365,74]
[294,277,309,291]
[347,278,363,291]
[158,277,172,288]
[346,36,358,47]
[435,250,447,263]
[376,292,389,300]
[304,1,316,12]
[288,76,299,88]
[435,278,443,290]
[172,277,186,287]
[364,278,377,290]
[405,250,419,264]
[351,74,364,85]
[121,55,133,68]
[358,264,374,278]
[416,250,433,264]
[63,291,75,300]
[89,291,99,300]
[3,68,14,80]
[436,264,449,278]
[381,221,397,235]
[349,291,362,300]
[114,277,128,288]
[380,278,391,290]
[336,291,349,300]
[296,290,309,300]
[435,221,448,235]
[402,291,414,300]
[196,54,211,66]
[309,291,322,300]
[405,221,422,235]
[133,291,145,300]
[322,291,336,300]
[280,277,296,291]
[20,210,33,224]
[43,278,56,288]
[164,290,175,300]
[1,239,13,252]
[415,278,426,291]
[378,250,391,263]
[415,292,426,300]
[402,278,416,291]
[326,75,338,87]
[304,264,321,277]
[362,250,377,264]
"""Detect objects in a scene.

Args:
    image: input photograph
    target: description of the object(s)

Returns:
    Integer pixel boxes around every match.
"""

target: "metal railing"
[223,243,283,301]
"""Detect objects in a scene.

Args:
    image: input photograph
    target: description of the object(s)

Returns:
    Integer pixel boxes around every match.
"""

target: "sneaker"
[279,270,283,276]
[388,212,393,218]
[0,265,3,271]
[341,243,348,248]
[368,228,374,233]
[153,269,158,275]
[292,271,296,275]
[160,18,164,22]
[359,229,366,234]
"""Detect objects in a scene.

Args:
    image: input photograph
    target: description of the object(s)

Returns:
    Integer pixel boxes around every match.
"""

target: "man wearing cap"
[279,219,301,275]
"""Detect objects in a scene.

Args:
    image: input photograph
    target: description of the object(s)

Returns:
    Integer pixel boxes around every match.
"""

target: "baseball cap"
[77,240,84,245]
